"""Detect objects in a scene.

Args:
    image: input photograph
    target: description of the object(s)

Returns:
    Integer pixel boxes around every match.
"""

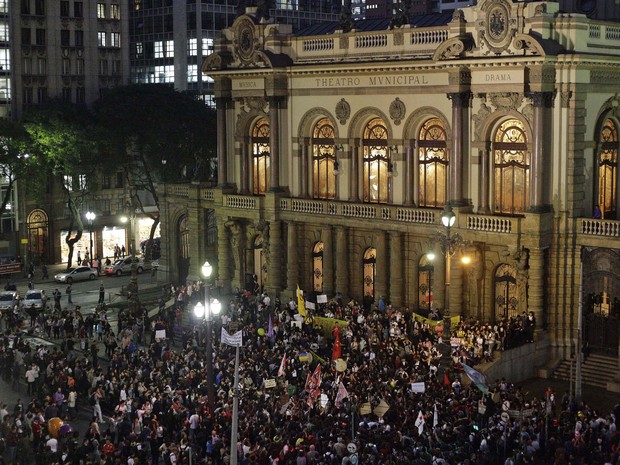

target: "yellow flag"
[297,285,306,317]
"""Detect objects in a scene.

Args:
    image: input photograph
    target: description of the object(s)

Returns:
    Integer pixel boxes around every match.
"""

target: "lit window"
[187,65,197,83]
[493,119,529,215]
[312,118,336,200]
[110,4,120,19]
[362,118,389,204]
[0,23,8,42]
[97,3,105,18]
[98,31,106,47]
[418,117,448,208]
[597,118,618,219]
[136,42,143,57]
[202,38,213,55]
[110,32,120,48]
[165,40,173,58]
[188,38,197,56]
[154,41,163,58]
[252,117,270,194]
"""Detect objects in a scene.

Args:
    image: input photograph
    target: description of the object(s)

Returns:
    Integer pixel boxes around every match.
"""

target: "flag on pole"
[278,353,287,377]
[444,373,451,387]
[267,314,274,341]
[433,403,439,428]
[331,330,342,361]
[462,364,489,394]
[297,285,306,318]
[305,364,322,406]
[220,328,243,347]
[415,411,425,435]
[335,382,349,408]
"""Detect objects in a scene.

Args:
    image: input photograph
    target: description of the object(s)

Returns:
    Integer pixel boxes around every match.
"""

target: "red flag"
[332,331,342,361]
[444,373,450,387]
[305,364,322,406]
[278,353,287,377]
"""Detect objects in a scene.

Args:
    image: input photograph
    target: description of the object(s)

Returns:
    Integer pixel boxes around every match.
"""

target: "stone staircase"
[552,353,618,389]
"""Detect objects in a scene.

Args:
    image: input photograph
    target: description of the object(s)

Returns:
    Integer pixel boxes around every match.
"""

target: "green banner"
[312,316,349,337]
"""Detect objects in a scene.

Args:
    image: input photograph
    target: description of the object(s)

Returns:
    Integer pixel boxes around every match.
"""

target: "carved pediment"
[433,35,475,61]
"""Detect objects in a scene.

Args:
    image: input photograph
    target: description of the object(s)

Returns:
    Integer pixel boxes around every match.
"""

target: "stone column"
[404,142,415,206]
[529,247,545,330]
[449,255,463,317]
[216,217,232,294]
[323,226,334,296]
[301,138,310,198]
[240,137,250,194]
[447,92,469,206]
[529,92,553,211]
[269,97,282,192]
[389,231,403,307]
[434,244,446,311]
[215,97,229,187]
[478,142,491,214]
[412,139,420,206]
[286,222,299,296]
[349,141,360,202]
[375,232,388,304]
[335,226,349,298]
[267,220,283,295]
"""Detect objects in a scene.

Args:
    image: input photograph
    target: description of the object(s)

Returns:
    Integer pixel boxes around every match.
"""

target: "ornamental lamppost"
[85,211,96,264]
[193,260,221,412]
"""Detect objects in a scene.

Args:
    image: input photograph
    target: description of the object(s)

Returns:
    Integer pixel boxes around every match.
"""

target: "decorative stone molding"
[335,98,351,125]
[339,36,349,50]
[297,108,338,138]
[389,98,406,126]
[472,101,493,141]
[477,0,517,56]
[591,71,620,85]
[393,31,404,46]
[560,91,572,108]
[489,92,523,112]
[512,33,546,56]
[203,53,223,71]
[521,103,533,124]
[235,97,268,135]
[434,36,474,61]
[448,69,472,86]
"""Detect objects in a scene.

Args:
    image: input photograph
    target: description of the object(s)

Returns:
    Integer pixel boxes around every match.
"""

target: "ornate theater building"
[160,0,620,385]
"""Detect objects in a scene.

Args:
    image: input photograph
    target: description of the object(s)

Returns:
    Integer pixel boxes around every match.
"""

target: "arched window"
[27,209,49,265]
[363,118,389,203]
[597,118,618,219]
[312,118,336,199]
[494,264,518,320]
[252,117,270,194]
[418,254,434,311]
[418,117,448,208]
[363,247,376,301]
[312,241,324,293]
[493,119,529,214]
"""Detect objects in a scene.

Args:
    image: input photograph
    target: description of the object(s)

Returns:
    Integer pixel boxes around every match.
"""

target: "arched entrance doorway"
[177,215,190,283]
[494,264,518,320]
[363,247,376,307]
[418,254,434,312]
[27,209,49,265]
[583,248,620,355]
[312,241,324,293]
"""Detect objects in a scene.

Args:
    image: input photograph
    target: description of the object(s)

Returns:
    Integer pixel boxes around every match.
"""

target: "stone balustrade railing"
[580,218,620,237]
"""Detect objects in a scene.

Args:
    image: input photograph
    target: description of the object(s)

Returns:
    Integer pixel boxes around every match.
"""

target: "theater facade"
[159,0,620,366]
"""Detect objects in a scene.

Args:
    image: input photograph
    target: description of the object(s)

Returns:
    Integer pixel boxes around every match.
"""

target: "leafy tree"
[93,84,217,259]
[0,119,43,220]
[22,99,99,268]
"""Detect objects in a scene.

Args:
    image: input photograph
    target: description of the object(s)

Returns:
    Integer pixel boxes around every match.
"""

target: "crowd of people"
[0,279,618,465]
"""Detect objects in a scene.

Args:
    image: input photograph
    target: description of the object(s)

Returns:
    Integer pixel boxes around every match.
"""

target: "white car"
[103,257,148,276]
[22,289,44,311]
[0,290,18,311]
[54,266,98,283]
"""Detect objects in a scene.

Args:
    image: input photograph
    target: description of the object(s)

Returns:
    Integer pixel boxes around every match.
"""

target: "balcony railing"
[580,218,620,237]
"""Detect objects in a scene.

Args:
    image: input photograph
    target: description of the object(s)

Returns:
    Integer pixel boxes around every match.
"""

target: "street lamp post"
[194,260,221,412]
[439,205,461,338]
[85,211,96,264]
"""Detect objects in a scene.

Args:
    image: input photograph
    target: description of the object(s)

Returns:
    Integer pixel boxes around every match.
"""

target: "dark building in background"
[129,0,340,106]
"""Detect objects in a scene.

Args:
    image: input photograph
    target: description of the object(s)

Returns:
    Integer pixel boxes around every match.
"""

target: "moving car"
[103,256,148,276]
[54,266,98,283]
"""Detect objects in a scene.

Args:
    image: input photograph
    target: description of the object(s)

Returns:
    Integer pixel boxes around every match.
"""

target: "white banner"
[305,301,316,310]
[155,330,166,339]
[317,295,328,304]
[410,382,426,393]
[221,328,243,347]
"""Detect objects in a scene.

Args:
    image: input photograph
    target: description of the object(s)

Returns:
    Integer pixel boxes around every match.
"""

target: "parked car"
[54,266,98,283]
[22,289,44,311]
[0,290,18,311]
[103,257,148,276]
